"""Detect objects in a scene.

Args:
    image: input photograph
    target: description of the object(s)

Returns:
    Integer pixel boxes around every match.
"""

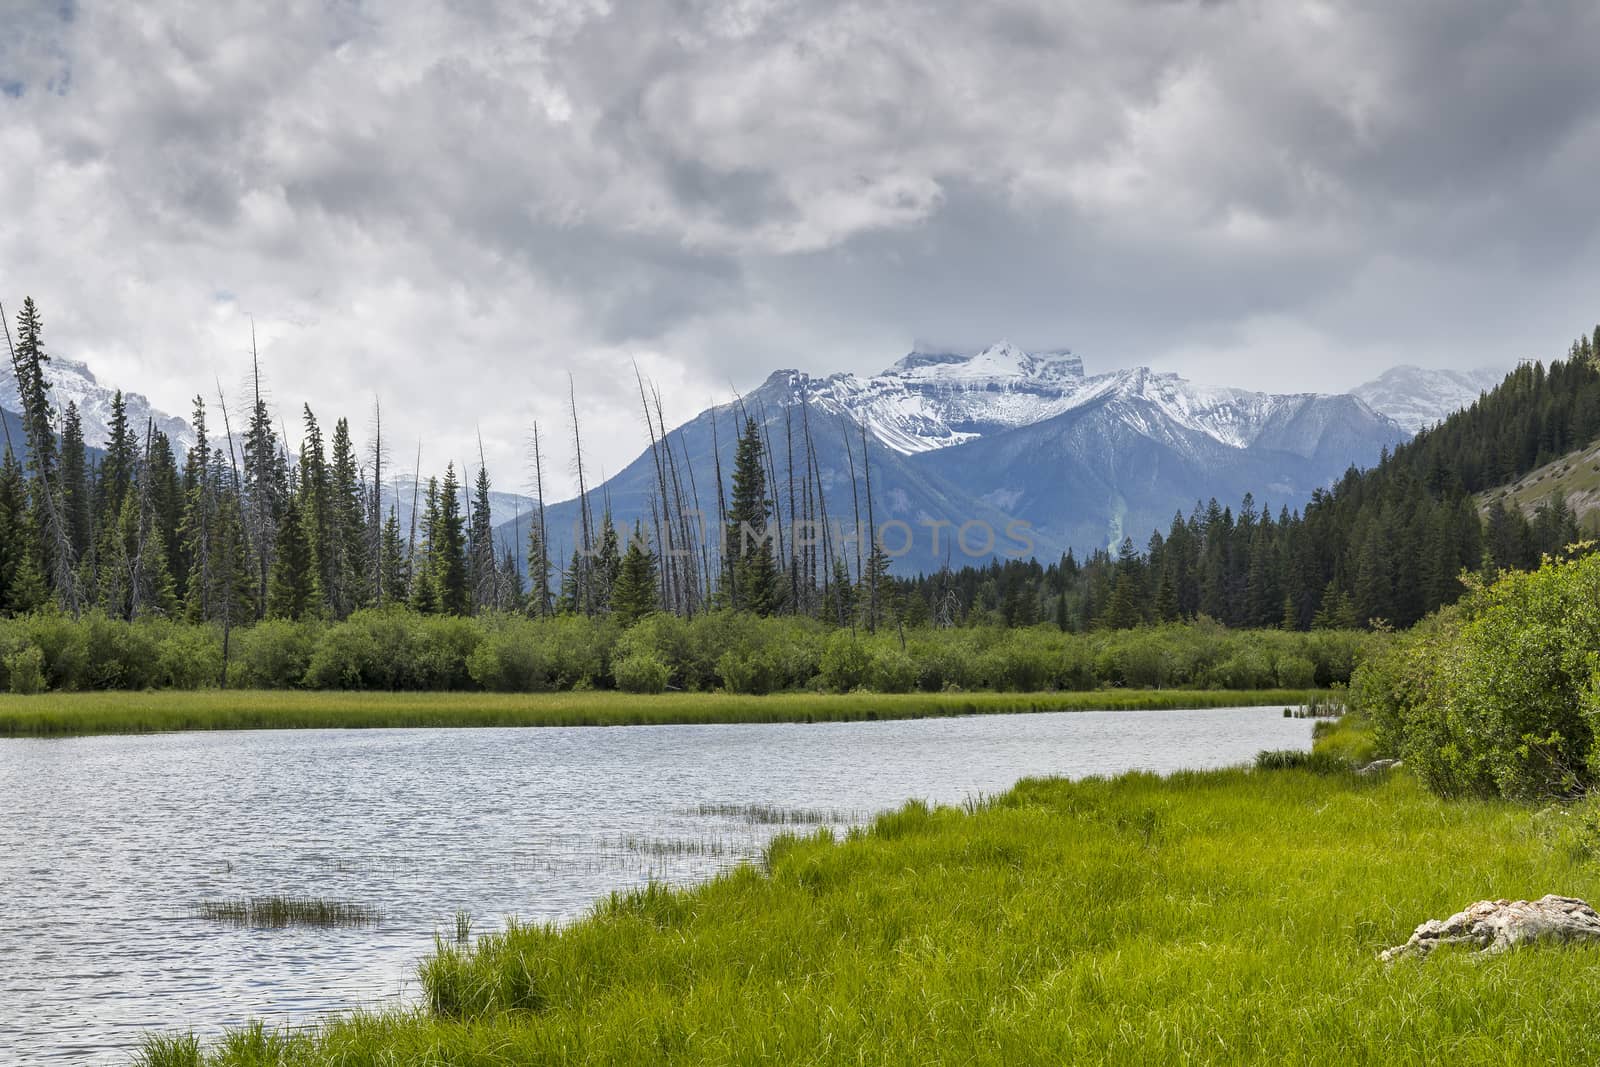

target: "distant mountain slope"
[1477,438,1600,529]
[1352,365,1505,434]
[913,370,1407,550]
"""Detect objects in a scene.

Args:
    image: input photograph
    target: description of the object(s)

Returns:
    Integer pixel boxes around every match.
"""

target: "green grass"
[142,759,1600,1065]
[198,896,382,929]
[0,688,1321,738]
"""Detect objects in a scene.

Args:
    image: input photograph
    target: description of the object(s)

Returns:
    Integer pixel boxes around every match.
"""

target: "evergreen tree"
[434,464,469,615]
[409,478,441,615]
[610,521,659,627]
[147,430,184,600]
[468,462,497,612]
[0,452,46,613]
[59,402,91,560]
[327,417,370,617]
[1104,538,1144,630]
[266,492,320,620]
[859,538,893,630]
[593,510,621,614]
[9,297,55,477]
[379,507,409,605]
[242,369,286,614]
[724,417,779,614]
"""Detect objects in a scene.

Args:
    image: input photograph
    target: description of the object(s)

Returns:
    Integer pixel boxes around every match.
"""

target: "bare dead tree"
[841,414,863,585]
[709,405,729,602]
[784,403,799,613]
[569,374,595,615]
[214,376,248,686]
[407,441,423,587]
[861,417,879,632]
[528,421,552,617]
[634,363,676,612]
[652,383,700,617]
[368,396,385,602]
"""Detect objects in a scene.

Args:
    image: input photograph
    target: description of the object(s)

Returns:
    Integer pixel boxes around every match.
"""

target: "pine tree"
[267,491,321,620]
[610,521,659,627]
[59,402,91,560]
[593,510,621,615]
[409,478,441,615]
[0,452,45,613]
[147,430,184,601]
[242,356,286,614]
[468,462,497,612]
[1154,565,1179,622]
[99,391,137,521]
[724,417,779,615]
[1101,538,1143,630]
[9,297,56,477]
[327,417,370,617]
[434,464,469,615]
[859,538,893,631]
[379,507,409,605]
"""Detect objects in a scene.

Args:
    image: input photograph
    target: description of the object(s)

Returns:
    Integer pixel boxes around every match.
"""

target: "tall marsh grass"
[0,687,1322,738]
[198,896,381,929]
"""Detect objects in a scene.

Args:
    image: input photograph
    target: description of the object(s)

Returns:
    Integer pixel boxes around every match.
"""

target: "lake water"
[0,706,1312,1064]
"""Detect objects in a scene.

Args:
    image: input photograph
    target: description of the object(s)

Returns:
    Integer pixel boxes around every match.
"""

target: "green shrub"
[1213,647,1274,690]
[715,650,771,695]
[867,645,918,693]
[6,645,46,694]
[613,652,670,694]
[228,619,319,689]
[155,625,223,689]
[819,632,870,692]
[467,623,551,692]
[1274,653,1316,689]
[409,615,484,689]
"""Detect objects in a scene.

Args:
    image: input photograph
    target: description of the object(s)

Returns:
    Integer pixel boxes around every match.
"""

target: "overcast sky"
[3,1,1599,495]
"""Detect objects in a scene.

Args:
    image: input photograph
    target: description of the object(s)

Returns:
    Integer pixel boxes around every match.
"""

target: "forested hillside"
[895,328,1600,631]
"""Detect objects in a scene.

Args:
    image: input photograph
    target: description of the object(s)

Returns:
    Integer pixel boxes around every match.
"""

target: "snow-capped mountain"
[806,341,1407,464]
[815,344,1088,452]
[0,357,193,451]
[496,342,1415,569]
[1352,365,1505,434]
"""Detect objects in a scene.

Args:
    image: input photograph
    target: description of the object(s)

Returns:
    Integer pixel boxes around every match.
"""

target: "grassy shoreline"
[141,756,1600,1065]
[0,687,1320,738]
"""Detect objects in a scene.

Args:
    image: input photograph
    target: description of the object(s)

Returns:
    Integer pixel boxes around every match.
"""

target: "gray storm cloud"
[1,0,1596,493]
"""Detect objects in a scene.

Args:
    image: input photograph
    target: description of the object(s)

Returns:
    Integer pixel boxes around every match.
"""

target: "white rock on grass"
[1380,895,1600,962]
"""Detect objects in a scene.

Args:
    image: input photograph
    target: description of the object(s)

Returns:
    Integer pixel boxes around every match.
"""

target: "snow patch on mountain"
[791,342,1400,459]
[1352,365,1506,434]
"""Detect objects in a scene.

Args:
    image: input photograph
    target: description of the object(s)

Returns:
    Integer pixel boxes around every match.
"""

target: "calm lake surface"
[1,706,1312,1064]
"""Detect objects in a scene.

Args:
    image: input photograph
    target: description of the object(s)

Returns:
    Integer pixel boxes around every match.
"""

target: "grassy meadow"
[140,737,1600,1065]
[0,687,1322,738]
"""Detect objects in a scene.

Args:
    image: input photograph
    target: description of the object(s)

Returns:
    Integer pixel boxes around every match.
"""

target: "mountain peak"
[1352,364,1507,434]
[885,342,1084,386]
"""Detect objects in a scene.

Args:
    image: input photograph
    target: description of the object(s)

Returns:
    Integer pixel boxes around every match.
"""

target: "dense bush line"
[1351,551,1600,800]
[0,610,1379,695]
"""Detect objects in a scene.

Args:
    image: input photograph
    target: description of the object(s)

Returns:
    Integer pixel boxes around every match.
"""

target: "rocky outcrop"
[1380,895,1600,961]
